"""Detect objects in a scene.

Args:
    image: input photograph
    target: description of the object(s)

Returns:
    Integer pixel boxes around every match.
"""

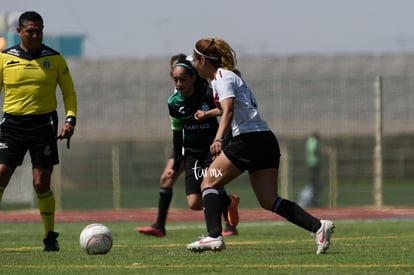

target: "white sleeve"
[213,73,235,101]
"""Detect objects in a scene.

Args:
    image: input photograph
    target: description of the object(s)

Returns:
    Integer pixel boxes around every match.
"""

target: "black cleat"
[43,231,60,252]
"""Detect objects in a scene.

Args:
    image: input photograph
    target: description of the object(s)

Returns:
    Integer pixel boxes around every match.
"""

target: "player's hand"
[166,169,176,178]
[210,140,222,159]
[194,110,206,121]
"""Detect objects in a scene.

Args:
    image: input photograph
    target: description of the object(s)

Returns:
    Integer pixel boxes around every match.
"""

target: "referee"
[0,11,77,251]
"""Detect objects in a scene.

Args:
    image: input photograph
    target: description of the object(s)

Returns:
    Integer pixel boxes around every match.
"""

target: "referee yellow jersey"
[0,44,77,117]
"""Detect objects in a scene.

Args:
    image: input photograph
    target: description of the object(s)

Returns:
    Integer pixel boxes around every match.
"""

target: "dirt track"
[1,207,413,223]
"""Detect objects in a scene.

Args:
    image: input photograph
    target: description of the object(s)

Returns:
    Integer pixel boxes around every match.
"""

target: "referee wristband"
[65,116,76,126]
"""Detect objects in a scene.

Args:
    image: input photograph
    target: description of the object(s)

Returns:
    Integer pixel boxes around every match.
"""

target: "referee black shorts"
[223,131,280,173]
[0,111,59,169]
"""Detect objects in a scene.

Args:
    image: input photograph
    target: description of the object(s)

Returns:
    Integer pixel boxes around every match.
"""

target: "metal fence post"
[373,76,383,207]
[280,145,290,200]
[112,145,121,210]
[328,147,338,208]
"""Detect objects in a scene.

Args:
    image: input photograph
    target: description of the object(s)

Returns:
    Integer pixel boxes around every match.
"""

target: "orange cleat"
[227,194,240,227]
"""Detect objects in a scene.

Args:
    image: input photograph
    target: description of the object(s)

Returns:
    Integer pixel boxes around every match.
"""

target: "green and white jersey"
[167,87,218,153]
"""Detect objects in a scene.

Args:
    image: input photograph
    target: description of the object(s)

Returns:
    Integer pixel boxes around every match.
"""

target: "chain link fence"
[2,56,414,210]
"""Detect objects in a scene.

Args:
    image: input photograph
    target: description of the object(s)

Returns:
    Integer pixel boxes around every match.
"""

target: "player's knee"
[188,203,202,211]
[160,175,174,188]
[187,196,203,210]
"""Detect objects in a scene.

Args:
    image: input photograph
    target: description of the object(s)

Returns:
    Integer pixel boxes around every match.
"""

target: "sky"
[2,0,414,59]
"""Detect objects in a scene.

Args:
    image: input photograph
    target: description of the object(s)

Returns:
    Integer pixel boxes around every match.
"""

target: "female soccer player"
[186,38,334,254]
[137,57,239,237]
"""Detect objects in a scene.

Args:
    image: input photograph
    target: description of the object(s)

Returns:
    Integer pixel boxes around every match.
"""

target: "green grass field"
[0,220,413,274]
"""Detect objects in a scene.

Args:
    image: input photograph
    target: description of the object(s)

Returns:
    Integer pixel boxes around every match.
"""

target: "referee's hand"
[57,124,75,149]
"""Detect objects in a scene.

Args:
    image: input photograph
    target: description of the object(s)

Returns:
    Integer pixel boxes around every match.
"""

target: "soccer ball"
[80,223,113,255]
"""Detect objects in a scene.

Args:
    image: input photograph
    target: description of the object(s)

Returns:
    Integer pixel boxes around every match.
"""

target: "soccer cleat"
[136,225,166,237]
[187,236,226,253]
[227,194,240,227]
[222,223,238,236]
[315,220,335,254]
[43,231,60,252]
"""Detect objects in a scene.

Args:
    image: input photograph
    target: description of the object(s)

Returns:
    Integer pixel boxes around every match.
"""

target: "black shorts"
[0,111,59,169]
[223,131,280,173]
[184,150,213,195]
